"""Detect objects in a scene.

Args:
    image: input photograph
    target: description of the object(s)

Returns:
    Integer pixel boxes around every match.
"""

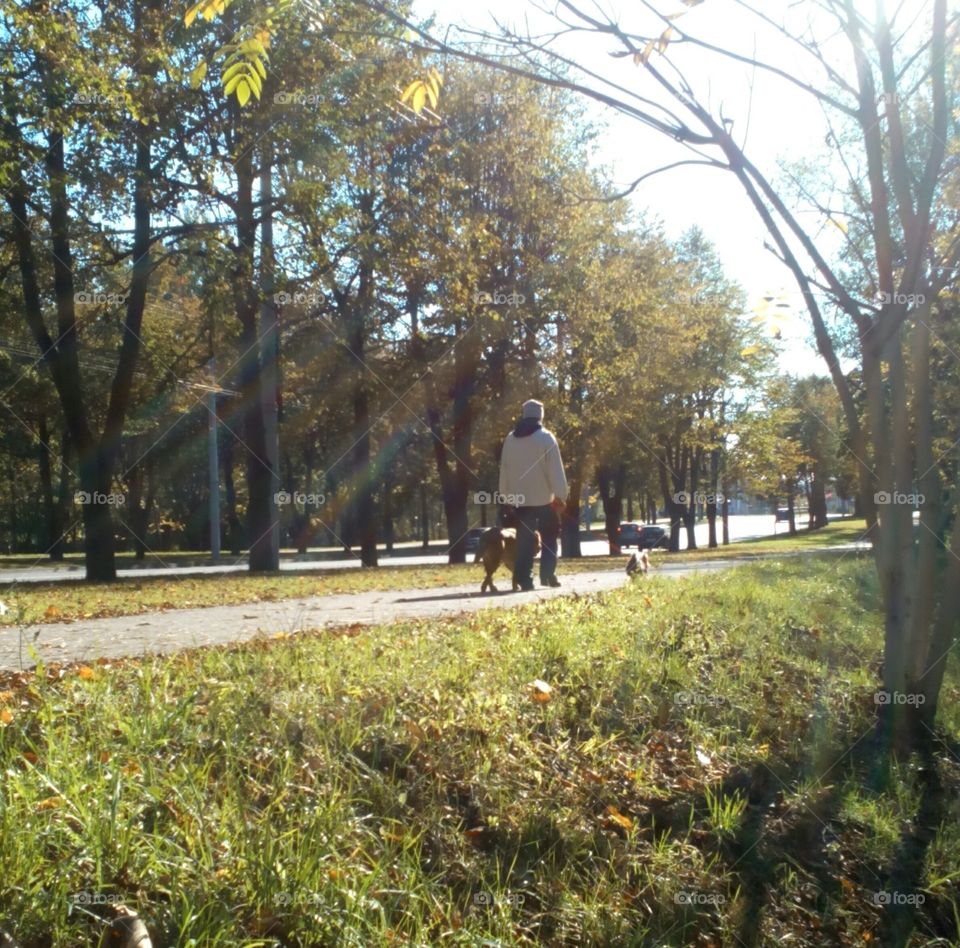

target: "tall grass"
[0,554,957,946]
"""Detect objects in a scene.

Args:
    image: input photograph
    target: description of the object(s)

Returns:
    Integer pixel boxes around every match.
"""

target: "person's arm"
[499,435,512,499]
[546,435,568,504]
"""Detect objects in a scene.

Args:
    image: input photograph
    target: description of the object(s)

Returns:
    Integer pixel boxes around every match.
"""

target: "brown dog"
[475,526,542,593]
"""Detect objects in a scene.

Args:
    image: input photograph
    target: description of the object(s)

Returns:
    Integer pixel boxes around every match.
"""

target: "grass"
[0,521,869,628]
[663,518,870,561]
[1,555,957,946]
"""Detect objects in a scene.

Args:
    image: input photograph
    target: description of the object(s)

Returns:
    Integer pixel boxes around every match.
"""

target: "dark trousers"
[513,504,560,589]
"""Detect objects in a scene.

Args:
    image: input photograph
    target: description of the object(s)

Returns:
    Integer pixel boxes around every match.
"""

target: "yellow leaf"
[184,2,201,26]
[412,84,426,114]
[400,79,420,105]
[224,73,244,96]
[0,708,13,725]
[190,61,207,89]
[606,805,632,830]
[44,605,60,619]
[77,665,95,680]
[222,61,246,84]
[657,27,675,53]
[36,795,63,810]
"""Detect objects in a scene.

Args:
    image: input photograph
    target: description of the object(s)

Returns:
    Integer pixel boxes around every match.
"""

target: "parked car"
[638,525,670,549]
[464,528,486,553]
[617,522,644,548]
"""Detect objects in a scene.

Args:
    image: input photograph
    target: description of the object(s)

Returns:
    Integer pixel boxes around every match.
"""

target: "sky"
[409,0,880,377]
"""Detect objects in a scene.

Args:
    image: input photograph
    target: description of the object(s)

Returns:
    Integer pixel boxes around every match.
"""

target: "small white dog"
[625,549,650,577]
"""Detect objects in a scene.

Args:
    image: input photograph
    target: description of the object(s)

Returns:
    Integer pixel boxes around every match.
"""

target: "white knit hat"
[522,399,544,420]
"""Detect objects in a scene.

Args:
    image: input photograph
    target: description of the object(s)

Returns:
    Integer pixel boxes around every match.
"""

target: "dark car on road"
[638,525,670,549]
[619,523,670,549]
[464,528,486,553]
[617,522,644,548]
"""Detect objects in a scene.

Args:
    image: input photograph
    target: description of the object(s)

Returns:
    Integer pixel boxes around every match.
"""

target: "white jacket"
[498,424,568,508]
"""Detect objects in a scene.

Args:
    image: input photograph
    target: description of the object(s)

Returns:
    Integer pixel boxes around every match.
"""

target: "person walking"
[498,399,568,590]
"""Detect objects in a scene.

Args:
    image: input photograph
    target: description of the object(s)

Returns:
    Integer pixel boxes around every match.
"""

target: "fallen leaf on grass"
[0,708,13,725]
[605,805,633,830]
[76,665,95,680]
[35,795,63,811]
[529,679,553,703]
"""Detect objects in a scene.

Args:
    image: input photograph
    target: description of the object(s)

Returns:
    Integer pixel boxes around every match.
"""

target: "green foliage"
[1,557,956,944]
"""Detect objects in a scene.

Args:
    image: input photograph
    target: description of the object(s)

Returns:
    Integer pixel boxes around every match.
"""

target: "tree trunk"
[658,445,685,553]
[258,141,281,566]
[419,481,429,549]
[221,427,242,556]
[38,415,58,555]
[561,474,583,558]
[809,477,828,529]
[684,445,701,550]
[707,447,720,548]
[597,462,625,554]
[721,491,730,545]
[233,140,277,573]
[51,431,71,560]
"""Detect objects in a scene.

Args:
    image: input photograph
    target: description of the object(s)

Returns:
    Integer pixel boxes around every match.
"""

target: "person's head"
[521,399,544,422]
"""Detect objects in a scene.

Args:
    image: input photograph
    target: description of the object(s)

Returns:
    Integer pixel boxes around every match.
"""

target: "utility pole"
[260,139,281,567]
[208,358,221,563]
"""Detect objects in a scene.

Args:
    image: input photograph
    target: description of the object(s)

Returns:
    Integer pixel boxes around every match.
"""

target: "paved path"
[0,559,741,671]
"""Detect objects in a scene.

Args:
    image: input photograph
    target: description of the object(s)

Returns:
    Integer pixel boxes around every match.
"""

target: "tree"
[2,0,169,581]
[380,0,960,755]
